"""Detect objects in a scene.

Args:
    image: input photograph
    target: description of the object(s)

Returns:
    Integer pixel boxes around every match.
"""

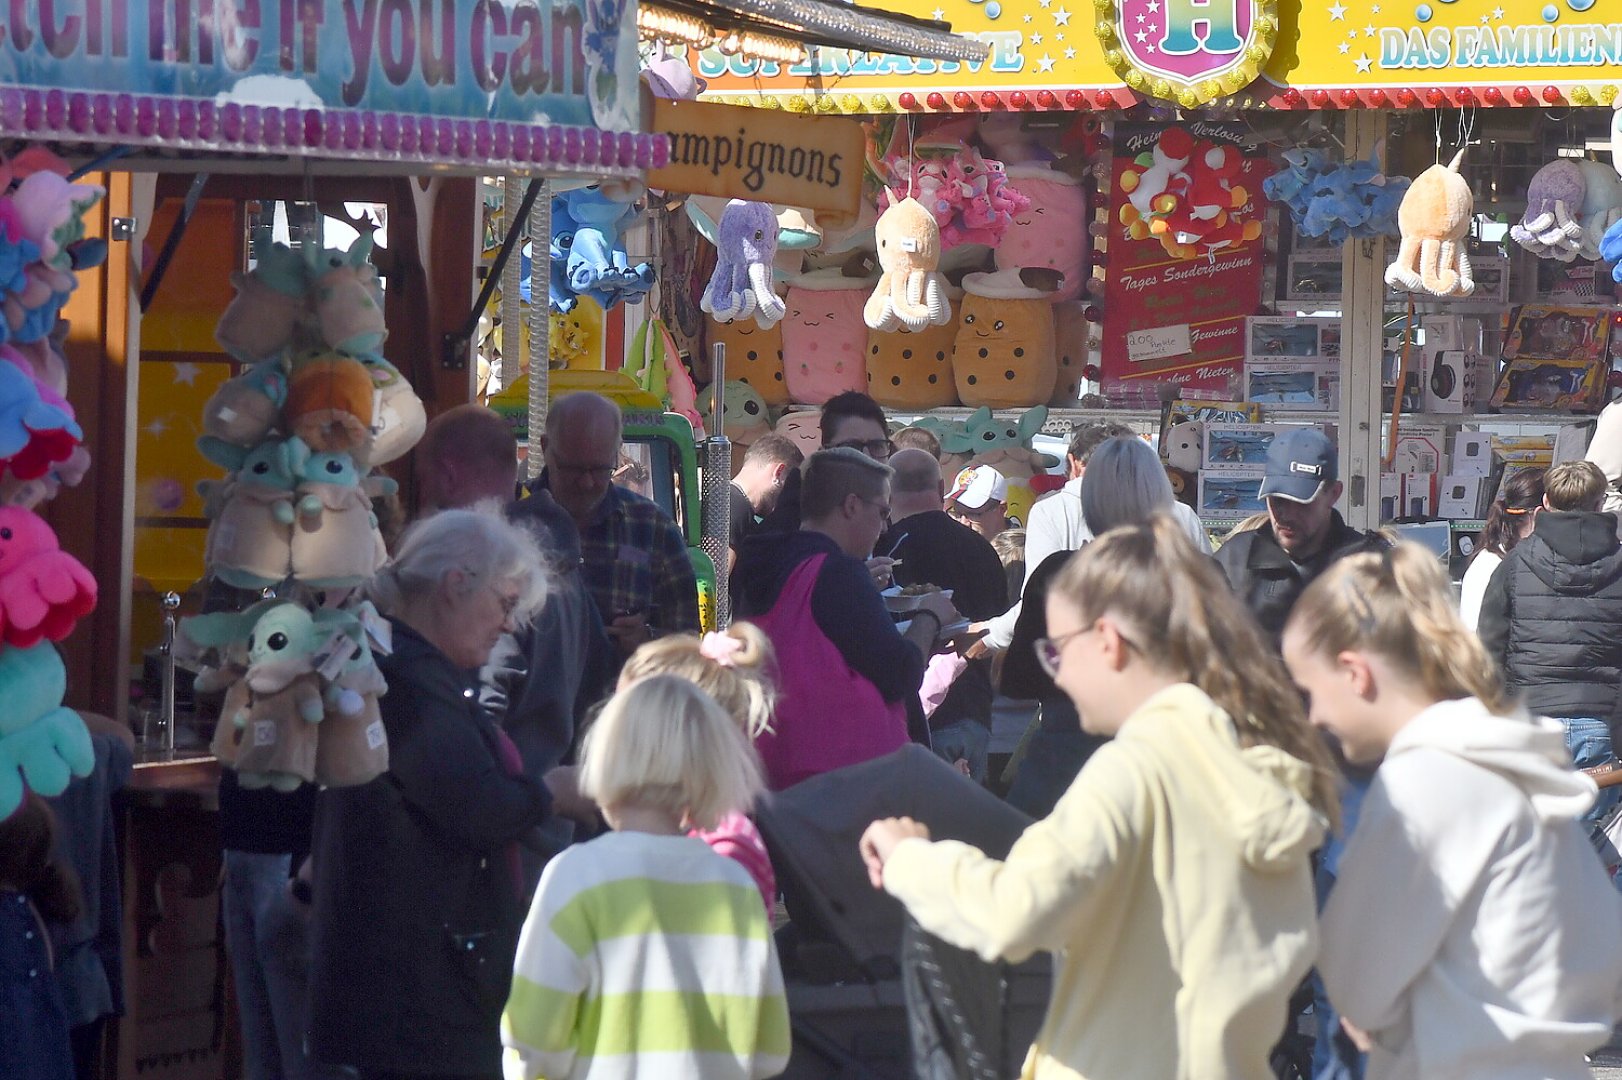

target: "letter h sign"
[1160,0,1243,55]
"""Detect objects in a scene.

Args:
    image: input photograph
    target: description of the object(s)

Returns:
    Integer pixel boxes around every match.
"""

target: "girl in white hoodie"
[1283,543,1622,1080]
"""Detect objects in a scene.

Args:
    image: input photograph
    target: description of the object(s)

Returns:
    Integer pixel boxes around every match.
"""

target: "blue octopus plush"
[1264,148,1408,246]
[0,641,93,820]
[549,187,655,313]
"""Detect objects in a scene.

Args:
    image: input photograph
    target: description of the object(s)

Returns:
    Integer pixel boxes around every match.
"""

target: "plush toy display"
[1262,147,1408,246]
[865,287,961,410]
[996,166,1087,301]
[698,381,772,450]
[1510,160,1587,258]
[362,357,428,466]
[920,405,1061,525]
[864,196,951,333]
[1574,159,1622,261]
[888,146,1030,251]
[310,603,390,787]
[774,410,822,458]
[308,233,387,355]
[952,270,1058,408]
[222,602,325,791]
[202,360,289,448]
[550,187,655,313]
[701,200,785,330]
[781,269,876,405]
[1051,302,1089,407]
[0,507,96,648]
[707,316,787,407]
[0,641,93,819]
[283,349,375,455]
[1385,149,1475,298]
[198,437,298,590]
[1118,128,1264,260]
[0,357,81,482]
[625,317,702,434]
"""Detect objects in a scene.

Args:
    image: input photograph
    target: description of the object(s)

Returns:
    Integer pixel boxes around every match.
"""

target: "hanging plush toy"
[0,507,96,648]
[1263,147,1409,246]
[202,360,289,448]
[1511,160,1587,258]
[1385,149,1475,298]
[214,601,326,791]
[198,437,297,590]
[0,642,93,818]
[934,406,1062,524]
[361,357,427,466]
[214,242,310,363]
[1574,159,1622,261]
[282,348,375,455]
[0,356,81,481]
[310,602,390,788]
[550,187,655,313]
[864,196,950,334]
[308,233,387,355]
[625,317,702,433]
[701,200,785,329]
[289,438,390,589]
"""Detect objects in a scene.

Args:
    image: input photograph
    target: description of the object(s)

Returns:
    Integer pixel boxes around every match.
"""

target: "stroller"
[755,744,1052,1079]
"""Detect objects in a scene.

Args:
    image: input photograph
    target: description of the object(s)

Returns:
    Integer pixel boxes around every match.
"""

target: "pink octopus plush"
[0,506,97,648]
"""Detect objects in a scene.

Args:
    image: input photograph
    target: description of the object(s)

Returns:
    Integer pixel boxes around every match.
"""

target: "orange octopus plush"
[707,316,787,407]
[864,196,951,334]
[952,270,1058,408]
[866,287,960,409]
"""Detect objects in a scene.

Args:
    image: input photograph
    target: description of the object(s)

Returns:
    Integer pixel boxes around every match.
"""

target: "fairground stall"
[606,0,1622,573]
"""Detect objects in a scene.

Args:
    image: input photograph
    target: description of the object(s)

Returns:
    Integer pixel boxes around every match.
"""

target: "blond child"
[620,623,778,910]
[860,515,1336,1078]
[1284,543,1622,1079]
[501,675,789,1080]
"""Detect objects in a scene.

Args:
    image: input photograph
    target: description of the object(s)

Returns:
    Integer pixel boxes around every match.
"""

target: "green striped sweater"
[502,831,790,1080]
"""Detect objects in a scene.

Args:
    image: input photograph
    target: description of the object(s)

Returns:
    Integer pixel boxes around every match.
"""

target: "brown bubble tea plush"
[952,269,1058,409]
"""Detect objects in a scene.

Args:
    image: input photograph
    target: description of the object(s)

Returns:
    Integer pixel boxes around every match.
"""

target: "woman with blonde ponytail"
[860,514,1332,1079]
[1283,543,1622,1080]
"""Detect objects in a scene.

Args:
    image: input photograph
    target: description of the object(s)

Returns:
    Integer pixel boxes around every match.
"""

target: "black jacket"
[1213,511,1387,647]
[309,619,553,1076]
[1478,510,1622,728]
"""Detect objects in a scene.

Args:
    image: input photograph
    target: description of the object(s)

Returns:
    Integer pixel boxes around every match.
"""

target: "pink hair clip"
[699,631,743,667]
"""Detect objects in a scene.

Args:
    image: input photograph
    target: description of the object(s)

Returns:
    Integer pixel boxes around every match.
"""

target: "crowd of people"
[8,387,1622,1080]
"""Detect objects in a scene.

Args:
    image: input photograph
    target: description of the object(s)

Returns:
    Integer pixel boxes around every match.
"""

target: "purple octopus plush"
[1511,160,1586,258]
[700,200,785,330]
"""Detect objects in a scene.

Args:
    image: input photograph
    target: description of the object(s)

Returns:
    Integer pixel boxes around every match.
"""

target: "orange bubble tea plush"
[865,285,961,410]
[952,270,1058,409]
[781,269,876,406]
[707,315,787,407]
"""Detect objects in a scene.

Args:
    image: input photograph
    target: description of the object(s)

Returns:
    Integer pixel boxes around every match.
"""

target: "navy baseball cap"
[1259,428,1337,503]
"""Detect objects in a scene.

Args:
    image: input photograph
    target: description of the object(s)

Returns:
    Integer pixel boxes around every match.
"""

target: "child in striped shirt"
[619,624,779,910]
[502,675,790,1080]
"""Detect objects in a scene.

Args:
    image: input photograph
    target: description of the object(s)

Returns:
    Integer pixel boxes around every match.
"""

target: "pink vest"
[752,554,909,790]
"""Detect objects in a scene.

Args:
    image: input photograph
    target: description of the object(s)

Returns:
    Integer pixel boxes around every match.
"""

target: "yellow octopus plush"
[864,196,951,334]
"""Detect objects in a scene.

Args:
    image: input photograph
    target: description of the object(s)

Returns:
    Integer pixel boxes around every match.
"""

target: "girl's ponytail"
[1054,514,1341,823]
[1292,543,1512,716]
[622,622,778,739]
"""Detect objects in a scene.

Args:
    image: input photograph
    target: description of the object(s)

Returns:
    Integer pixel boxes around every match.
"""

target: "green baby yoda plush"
[0,641,93,820]
[310,600,389,787]
[288,438,390,589]
[214,241,310,363]
[197,437,297,590]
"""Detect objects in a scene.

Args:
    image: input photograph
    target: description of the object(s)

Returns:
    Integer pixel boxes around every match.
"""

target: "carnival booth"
[618,0,1622,571]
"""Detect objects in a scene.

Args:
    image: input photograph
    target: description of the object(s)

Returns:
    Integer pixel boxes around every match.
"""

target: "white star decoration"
[1338,41,1349,54]
[1037,53,1055,72]
[1031,31,1042,42]
[1147,22,1157,33]
[931,7,945,17]
[1371,3,1380,12]
[1147,0,1159,11]
[1064,46,1076,57]
[1492,6,1504,18]
[1137,11,1146,22]
[1480,13,1488,22]
[172,362,201,386]
[1327,1,1346,20]
[1146,42,1156,53]
[1053,5,1072,25]
[1055,31,1064,40]
[1364,24,1375,36]
[1135,28,1148,42]
[145,418,169,438]
[1023,13,1032,22]
[1355,54,1372,73]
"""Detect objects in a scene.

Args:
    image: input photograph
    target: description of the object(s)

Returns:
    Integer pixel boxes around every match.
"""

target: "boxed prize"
[1401,473,1437,518]
[1202,423,1289,472]
[1422,350,1488,414]
[1391,255,1508,304]
[1246,316,1342,362]
[1198,472,1266,519]
[1390,422,1446,475]
[1450,432,1496,476]
[1492,434,1555,464]
[1244,360,1339,411]
[1436,475,1494,519]
[1380,472,1402,521]
[1490,355,1608,414]
[1502,304,1612,363]
[1283,253,1344,303]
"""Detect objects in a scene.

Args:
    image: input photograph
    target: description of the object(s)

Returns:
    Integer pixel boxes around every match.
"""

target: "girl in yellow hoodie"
[860,515,1338,1079]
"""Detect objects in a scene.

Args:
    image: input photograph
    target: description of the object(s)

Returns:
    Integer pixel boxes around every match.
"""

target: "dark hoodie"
[1478,509,1622,730]
[731,529,928,741]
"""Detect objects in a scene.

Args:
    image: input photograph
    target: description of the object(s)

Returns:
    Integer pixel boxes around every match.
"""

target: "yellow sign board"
[698,0,1622,106]
[647,98,865,218]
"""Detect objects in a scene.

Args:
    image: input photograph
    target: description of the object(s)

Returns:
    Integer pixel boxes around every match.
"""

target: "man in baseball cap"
[947,464,1011,540]
[1216,427,1386,645]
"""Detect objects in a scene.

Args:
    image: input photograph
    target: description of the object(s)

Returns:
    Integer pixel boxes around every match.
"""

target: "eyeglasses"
[831,437,895,460]
[1033,625,1093,679]
[859,496,892,519]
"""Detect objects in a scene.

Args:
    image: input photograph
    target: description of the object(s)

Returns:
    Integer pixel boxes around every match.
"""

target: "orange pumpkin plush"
[865,288,960,409]
[707,316,787,407]
[1051,302,1088,407]
[283,348,375,454]
[952,270,1057,408]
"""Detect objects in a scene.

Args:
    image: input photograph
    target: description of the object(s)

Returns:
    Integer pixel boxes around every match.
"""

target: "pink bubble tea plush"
[996,165,1088,303]
[781,269,876,406]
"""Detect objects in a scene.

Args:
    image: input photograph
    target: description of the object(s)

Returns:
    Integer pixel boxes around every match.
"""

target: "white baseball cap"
[948,465,1008,510]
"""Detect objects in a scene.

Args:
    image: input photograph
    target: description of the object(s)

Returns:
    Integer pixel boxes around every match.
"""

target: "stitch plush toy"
[701,200,785,329]
[198,437,297,590]
[550,187,655,313]
[308,233,387,355]
[310,602,390,787]
[952,269,1058,408]
[214,241,310,363]
[282,348,375,455]
[1385,149,1474,298]
[0,641,93,819]
[288,439,389,589]
[0,506,96,648]
[202,360,289,448]
[865,196,951,333]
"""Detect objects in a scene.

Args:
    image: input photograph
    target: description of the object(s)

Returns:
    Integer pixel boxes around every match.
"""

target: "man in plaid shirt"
[536,392,700,656]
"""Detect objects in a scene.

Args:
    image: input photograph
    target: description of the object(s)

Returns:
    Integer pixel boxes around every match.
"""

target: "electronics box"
[1401,472,1437,518]
[1246,316,1342,362]
[1436,475,1493,519]
[1198,472,1266,520]
[1380,472,1402,522]
[1493,435,1555,464]
[1422,350,1489,414]
[1202,423,1290,473]
[1451,432,1495,476]
[1391,423,1446,475]
[1244,360,1339,412]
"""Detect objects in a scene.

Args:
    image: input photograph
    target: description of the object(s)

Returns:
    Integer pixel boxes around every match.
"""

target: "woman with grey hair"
[1079,436,1176,536]
[308,507,595,1080]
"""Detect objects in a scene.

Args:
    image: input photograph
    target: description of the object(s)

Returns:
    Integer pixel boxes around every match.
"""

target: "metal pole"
[160,592,179,754]
[527,182,551,481]
[701,343,733,627]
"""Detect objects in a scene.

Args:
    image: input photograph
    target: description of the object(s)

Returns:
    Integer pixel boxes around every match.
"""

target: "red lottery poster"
[1100,121,1270,404]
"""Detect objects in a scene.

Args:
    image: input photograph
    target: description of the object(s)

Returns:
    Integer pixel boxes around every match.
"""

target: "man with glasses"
[733,448,959,789]
[536,392,699,657]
